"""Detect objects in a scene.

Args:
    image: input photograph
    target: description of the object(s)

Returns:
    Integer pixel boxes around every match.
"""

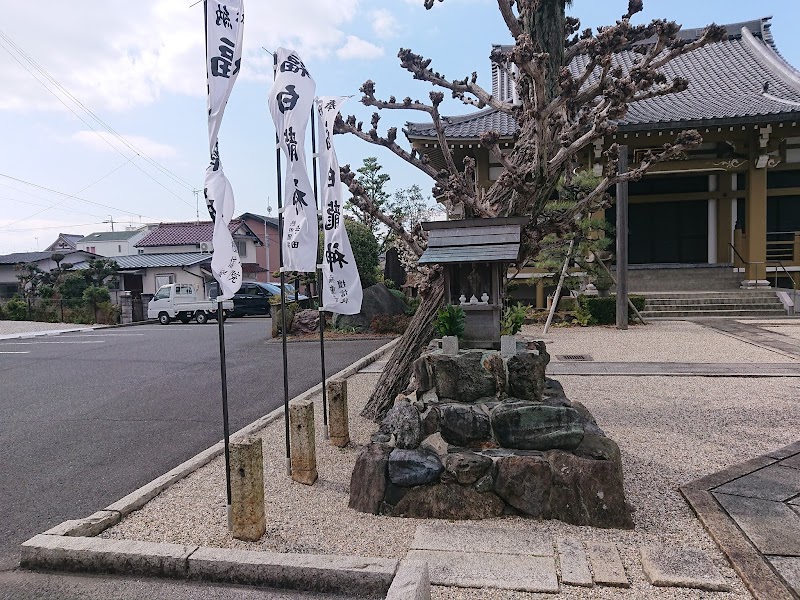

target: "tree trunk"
[524,0,567,101]
[360,271,444,422]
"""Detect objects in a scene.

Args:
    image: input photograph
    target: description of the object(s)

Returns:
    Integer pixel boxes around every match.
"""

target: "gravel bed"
[102,324,800,598]
[523,320,796,363]
[0,320,93,336]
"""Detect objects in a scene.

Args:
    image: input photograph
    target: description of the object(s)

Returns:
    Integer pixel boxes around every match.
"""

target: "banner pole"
[217,300,233,528]
[311,104,329,439]
[273,52,292,476]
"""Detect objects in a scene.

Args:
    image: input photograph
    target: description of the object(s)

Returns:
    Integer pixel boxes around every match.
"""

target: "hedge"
[576,294,646,325]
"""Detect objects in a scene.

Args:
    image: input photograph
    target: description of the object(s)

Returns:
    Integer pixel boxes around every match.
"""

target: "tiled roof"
[112,253,211,269]
[77,230,143,243]
[238,212,280,228]
[0,250,91,265]
[135,220,244,247]
[242,262,268,273]
[406,16,800,139]
[60,234,84,243]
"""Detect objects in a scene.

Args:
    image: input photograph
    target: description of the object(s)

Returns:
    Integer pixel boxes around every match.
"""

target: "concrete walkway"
[697,319,800,360]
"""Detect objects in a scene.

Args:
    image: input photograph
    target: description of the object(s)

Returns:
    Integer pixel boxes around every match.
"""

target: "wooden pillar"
[615,146,629,330]
[745,149,768,284]
[717,172,733,263]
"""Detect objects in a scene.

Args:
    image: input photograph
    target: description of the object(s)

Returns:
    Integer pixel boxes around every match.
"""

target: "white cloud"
[0,0,366,112]
[371,9,398,38]
[69,131,179,160]
[336,36,384,60]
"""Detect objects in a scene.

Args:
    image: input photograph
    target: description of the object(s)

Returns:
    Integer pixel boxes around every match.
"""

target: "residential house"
[110,253,215,298]
[44,233,84,253]
[404,17,800,302]
[76,227,152,257]
[0,250,97,297]
[237,212,280,282]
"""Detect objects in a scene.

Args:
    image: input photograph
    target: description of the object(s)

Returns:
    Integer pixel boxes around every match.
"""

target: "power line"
[0,28,197,209]
[0,172,162,226]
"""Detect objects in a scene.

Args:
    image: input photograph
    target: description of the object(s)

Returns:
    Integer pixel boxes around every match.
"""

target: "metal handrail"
[729,243,798,311]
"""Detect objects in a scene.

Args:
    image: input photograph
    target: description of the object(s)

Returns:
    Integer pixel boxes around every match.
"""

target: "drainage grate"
[556,354,594,361]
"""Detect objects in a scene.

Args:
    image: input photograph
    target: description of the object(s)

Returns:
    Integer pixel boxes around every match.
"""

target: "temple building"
[405,17,800,306]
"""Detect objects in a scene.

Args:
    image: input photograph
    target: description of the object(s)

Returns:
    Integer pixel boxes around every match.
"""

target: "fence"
[0,297,120,325]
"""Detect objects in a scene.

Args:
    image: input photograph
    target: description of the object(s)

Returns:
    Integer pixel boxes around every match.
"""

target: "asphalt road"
[0,318,387,598]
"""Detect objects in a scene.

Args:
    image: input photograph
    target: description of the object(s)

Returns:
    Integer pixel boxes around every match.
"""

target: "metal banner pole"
[616,146,629,330]
[273,52,292,476]
[310,105,329,439]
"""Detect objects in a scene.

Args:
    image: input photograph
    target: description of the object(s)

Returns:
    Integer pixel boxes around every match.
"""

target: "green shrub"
[435,304,465,338]
[501,302,527,335]
[3,298,28,321]
[389,288,406,303]
[576,294,645,325]
[370,314,409,334]
[83,286,111,304]
[405,295,421,316]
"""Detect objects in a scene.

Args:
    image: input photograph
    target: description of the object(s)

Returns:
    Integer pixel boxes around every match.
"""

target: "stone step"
[640,309,787,318]
[644,299,783,308]
[640,291,780,299]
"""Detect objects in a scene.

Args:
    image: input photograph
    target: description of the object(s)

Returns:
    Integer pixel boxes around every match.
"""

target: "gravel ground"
[523,320,797,363]
[0,320,94,336]
[102,323,800,598]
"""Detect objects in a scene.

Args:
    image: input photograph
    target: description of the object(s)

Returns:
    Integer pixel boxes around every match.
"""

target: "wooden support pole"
[616,146,629,330]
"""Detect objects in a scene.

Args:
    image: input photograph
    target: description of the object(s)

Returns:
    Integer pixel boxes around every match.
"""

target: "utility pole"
[194,189,201,222]
[103,216,115,232]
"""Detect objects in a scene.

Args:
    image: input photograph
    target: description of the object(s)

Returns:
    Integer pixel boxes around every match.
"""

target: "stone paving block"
[640,545,730,591]
[557,537,593,587]
[715,465,800,501]
[42,511,121,537]
[406,550,559,593]
[767,441,800,460]
[188,546,397,597]
[687,455,777,491]
[715,493,800,556]
[386,560,431,600]
[768,556,800,596]
[20,534,196,578]
[585,542,629,588]
[782,453,800,470]
[410,523,552,556]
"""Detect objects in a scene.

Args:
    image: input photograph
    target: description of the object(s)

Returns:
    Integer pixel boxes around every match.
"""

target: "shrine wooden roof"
[418,218,526,264]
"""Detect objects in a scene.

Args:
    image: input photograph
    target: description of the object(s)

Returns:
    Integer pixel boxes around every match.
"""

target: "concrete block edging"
[21,337,408,596]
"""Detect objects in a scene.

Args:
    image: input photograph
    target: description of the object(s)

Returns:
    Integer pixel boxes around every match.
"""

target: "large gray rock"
[546,449,633,529]
[382,399,423,449]
[392,484,505,519]
[426,351,499,402]
[439,404,491,447]
[349,444,391,514]
[491,401,584,451]
[493,455,552,517]
[506,351,549,402]
[388,448,444,487]
[332,283,407,332]
[444,451,493,485]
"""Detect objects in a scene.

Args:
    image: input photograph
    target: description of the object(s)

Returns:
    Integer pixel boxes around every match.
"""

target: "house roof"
[238,212,280,228]
[242,262,268,273]
[110,253,212,270]
[0,250,92,265]
[77,229,143,243]
[135,220,260,247]
[405,16,800,139]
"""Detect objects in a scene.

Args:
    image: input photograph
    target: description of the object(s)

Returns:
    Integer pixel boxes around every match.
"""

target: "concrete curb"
[20,535,399,597]
[20,336,404,594]
[680,440,800,600]
[0,326,96,341]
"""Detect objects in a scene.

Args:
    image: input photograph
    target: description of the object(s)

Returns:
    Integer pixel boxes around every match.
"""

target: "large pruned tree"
[338,0,725,421]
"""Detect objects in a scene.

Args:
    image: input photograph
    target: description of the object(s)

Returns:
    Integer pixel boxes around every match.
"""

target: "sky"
[1,1,799,255]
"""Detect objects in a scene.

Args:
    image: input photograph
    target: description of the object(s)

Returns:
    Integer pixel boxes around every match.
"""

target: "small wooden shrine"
[418,218,526,349]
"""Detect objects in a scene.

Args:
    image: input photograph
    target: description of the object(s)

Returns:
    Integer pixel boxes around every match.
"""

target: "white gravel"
[102,322,800,598]
[0,320,95,336]
[523,320,797,363]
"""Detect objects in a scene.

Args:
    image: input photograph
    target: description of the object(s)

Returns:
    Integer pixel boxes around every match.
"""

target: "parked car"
[208,281,310,317]
[147,283,233,324]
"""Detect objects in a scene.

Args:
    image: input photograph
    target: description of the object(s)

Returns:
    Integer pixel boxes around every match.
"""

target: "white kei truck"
[147,283,233,325]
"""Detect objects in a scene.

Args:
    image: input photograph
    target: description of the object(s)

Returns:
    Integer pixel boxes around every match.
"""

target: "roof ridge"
[739,24,800,95]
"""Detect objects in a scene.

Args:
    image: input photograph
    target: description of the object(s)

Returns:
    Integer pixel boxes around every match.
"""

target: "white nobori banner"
[316,96,363,314]
[205,0,244,300]
[268,48,318,273]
